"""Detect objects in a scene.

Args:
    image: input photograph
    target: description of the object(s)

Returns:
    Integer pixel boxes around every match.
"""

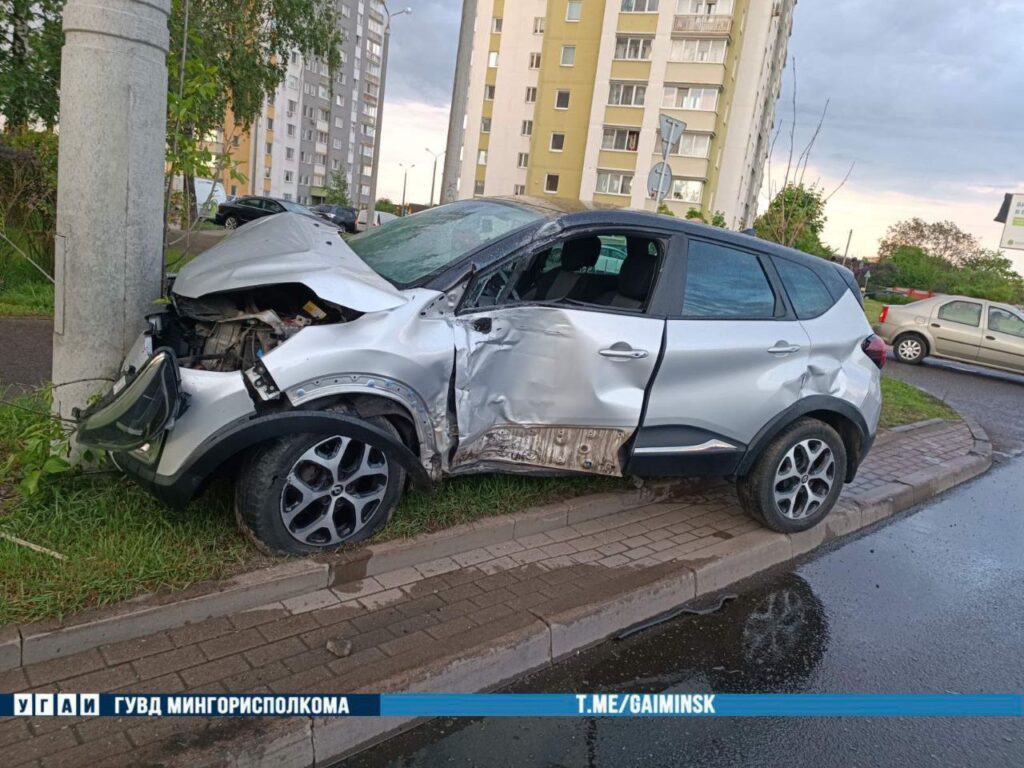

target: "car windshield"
[280,200,310,214]
[346,200,544,285]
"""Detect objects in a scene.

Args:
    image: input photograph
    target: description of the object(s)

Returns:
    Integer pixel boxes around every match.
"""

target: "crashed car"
[77,198,883,555]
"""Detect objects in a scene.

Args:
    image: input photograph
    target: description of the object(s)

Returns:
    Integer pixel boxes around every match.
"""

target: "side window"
[775,258,835,319]
[682,240,776,319]
[462,233,661,312]
[237,197,257,208]
[988,307,1024,338]
[938,300,982,327]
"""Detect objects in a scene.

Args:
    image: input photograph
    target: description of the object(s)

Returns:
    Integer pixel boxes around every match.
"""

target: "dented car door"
[451,305,663,476]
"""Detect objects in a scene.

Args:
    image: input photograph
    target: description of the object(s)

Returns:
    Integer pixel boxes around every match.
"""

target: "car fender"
[736,395,873,482]
[114,411,432,508]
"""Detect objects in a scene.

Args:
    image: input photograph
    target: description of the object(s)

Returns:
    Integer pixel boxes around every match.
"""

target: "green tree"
[873,245,952,292]
[322,169,351,207]
[375,198,400,215]
[949,250,1024,304]
[166,0,345,222]
[0,0,63,132]
[754,183,835,258]
[878,218,980,266]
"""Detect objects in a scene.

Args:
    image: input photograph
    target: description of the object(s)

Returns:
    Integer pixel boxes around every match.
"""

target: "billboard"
[996,193,1024,251]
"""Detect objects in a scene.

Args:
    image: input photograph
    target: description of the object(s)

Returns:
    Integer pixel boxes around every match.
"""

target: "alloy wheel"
[772,438,835,520]
[279,435,390,547]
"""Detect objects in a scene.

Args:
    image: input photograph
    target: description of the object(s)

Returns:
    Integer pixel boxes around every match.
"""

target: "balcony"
[673,14,732,35]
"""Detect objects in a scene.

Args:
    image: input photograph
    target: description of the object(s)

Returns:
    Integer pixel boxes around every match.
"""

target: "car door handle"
[599,347,649,360]
[931,323,941,328]
[986,335,996,341]
[767,343,801,355]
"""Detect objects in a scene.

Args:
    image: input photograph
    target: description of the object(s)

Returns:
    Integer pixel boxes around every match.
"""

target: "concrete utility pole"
[399,162,414,214]
[366,2,411,226]
[441,0,477,204]
[52,0,170,422]
[425,147,444,207]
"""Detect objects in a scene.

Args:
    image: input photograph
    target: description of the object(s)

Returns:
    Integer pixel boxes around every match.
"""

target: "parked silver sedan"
[76,198,884,554]
[873,294,1024,374]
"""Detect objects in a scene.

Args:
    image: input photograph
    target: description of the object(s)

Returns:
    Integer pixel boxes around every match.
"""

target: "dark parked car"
[213,196,317,230]
[311,204,359,233]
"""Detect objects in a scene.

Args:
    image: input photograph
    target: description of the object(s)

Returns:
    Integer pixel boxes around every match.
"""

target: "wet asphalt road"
[884,356,1024,462]
[349,363,1024,767]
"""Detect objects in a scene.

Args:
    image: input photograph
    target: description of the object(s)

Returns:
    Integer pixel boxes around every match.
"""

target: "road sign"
[998,193,1024,251]
[648,162,673,202]
[658,114,686,155]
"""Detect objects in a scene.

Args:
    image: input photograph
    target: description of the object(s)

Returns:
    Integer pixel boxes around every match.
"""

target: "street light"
[425,147,445,207]
[399,162,415,215]
[366,2,412,226]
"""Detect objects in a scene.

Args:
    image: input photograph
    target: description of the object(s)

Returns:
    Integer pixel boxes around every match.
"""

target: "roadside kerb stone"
[15,560,329,669]
[0,626,20,670]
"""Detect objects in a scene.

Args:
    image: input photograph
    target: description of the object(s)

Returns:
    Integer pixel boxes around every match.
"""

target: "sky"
[376,0,1024,270]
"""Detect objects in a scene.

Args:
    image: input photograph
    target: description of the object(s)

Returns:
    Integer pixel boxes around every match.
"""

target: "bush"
[0,131,58,295]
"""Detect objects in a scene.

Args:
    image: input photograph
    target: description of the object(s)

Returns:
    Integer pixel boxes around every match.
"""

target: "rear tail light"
[878,305,889,324]
[862,334,887,370]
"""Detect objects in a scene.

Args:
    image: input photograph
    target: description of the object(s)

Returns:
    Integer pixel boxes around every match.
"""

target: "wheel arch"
[892,330,931,356]
[738,396,873,483]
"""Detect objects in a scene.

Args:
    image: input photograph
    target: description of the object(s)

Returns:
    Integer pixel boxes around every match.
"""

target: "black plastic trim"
[114,411,432,508]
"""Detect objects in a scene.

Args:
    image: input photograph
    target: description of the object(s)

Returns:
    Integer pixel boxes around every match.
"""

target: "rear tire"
[893,333,927,364]
[224,216,240,230]
[737,418,847,534]
[234,416,406,555]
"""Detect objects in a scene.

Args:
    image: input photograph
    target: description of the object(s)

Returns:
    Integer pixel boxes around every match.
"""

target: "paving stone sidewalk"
[0,419,984,767]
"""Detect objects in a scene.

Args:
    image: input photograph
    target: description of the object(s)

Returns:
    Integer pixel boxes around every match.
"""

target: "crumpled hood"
[171,213,407,312]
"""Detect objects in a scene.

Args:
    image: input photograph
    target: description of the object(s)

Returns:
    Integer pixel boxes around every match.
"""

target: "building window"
[474,179,486,195]
[555,89,571,109]
[671,177,704,203]
[266,118,274,130]
[286,147,295,160]
[284,170,294,182]
[550,132,566,151]
[602,127,641,152]
[265,142,273,155]
[484,84,496,100]
[614,36,653,60]
[566,0,582,21]
[525,86,537,103]
[517,152,530,168]
[663,85,719,110]
[478,149,488,165]
[621,0,659,11]
[522,120,534,136]
[669,132,712,158]
[492,17,503,32]
[544,174,560,193]
[533,16,545,33]
[560,45,576,66]
[529,52,542,69]
[669,38,727,63]
[481,116,492,132]
[513,184,527,195]
[596,170,634,195]
[609,82,646,106]
[679,0,734,15]
[488,51,499,68]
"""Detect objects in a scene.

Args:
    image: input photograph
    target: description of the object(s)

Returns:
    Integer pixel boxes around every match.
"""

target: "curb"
[163,420,995,765]
[0,481,685,673]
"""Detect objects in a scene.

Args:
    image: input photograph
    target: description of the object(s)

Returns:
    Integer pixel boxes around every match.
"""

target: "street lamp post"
[399,162,415,215]
[367,2,412,227]
[426,147,445,207]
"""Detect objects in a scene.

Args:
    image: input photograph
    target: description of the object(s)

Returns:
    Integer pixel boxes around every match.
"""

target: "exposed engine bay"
[155,283,358,372]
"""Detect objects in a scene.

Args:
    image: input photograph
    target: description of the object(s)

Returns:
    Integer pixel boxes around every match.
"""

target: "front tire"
[737,418,847,534]
[893,333,927,364]
[235,416,406,555]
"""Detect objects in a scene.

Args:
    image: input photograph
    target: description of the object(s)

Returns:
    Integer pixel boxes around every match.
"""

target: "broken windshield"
[346,200,544,285]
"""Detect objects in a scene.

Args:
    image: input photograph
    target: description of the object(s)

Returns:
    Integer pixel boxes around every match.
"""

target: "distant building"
[442,0,795,229]
[219,1,386,208]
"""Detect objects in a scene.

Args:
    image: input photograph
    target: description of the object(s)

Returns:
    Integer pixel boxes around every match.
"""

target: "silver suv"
[77,199,884,554]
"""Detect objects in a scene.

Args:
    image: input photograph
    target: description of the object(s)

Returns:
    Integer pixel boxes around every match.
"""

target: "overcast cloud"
[378,0,1024,266]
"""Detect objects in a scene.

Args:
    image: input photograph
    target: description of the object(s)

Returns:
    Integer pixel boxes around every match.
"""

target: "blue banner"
[1,692,1021,718]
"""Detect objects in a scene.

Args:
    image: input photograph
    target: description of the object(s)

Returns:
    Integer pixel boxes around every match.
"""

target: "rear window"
[682,240,776,319]
[775,258,835,319]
